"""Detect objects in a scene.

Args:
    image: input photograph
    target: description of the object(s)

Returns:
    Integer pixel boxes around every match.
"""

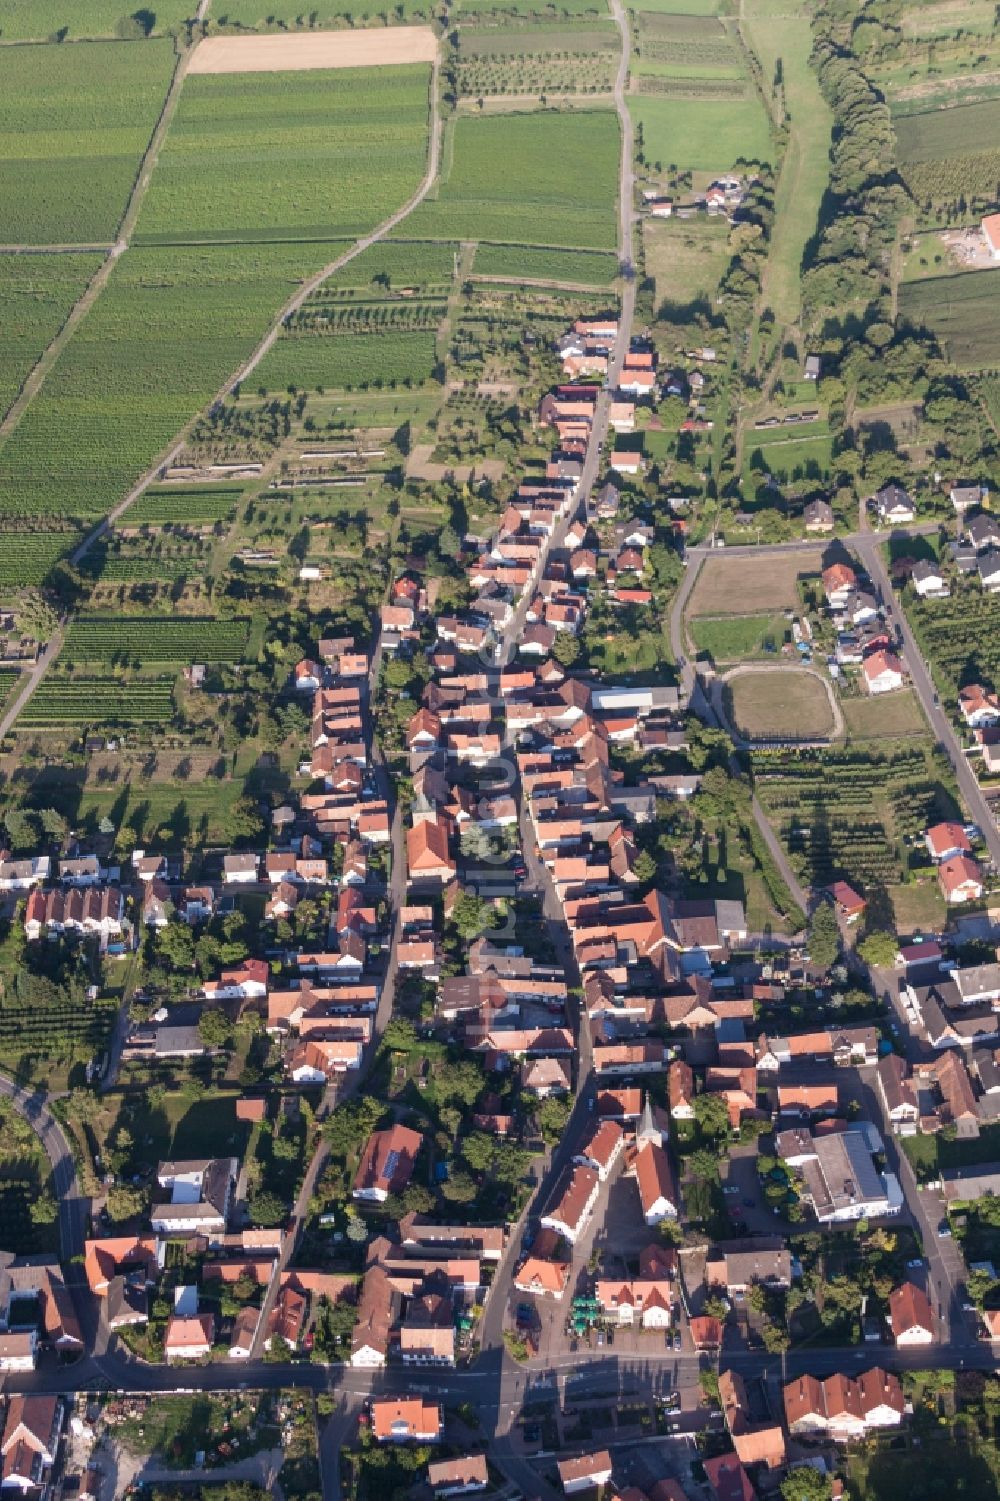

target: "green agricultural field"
[403,109,620,249]
[0,672,20,715]
[457,24,620,53]
[472,242,619,283]
[18,675,178,728]
[0,531,83,587]
[126,485,243,525]
[894,99,1000,204]
[0,253,103,420]
[631,0,727,12]
[63,616,249,663]
[0,1,194,38]
[211,0,433,22]
[329,240,458,292]
[136,65,431,242]
[255,329,438,392]
[629,91,771,172]
[0,40,177,245]
[741,0,831,325]
[899,269,1000,369]
[0,241,348,521]
[458,0,612,18]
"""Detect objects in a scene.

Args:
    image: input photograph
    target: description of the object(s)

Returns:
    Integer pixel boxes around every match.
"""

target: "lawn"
[687,549,823,614]
[842,688,928,740]
[846,1431,1000,1501]
[887,879,947,937]
[0,1,194,37]
[628,92,771,173]
[741,0,831,325]
[903,1123,1000,1184]
[0,241,345,522]
[403,108,620,249]
[643,216,730,308]
[0,253,103,420]
[727,669,834,740]
[93,1089,250,1178]
[689,612,789,660]
[899,268,1000,369]
[743,428,834,487]
[0,40,176,245]
[136,64,431,242]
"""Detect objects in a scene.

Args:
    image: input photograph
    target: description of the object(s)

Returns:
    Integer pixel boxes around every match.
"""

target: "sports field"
[403,109,620,249]
[687,550,823,615]
[727,670,835,740]
[0,39,176,244]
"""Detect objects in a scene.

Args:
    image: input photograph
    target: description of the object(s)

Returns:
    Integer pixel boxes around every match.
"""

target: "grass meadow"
[628,91,771,172]
[740,0,830,325]
[403,109,620,249]
[136,64,431,242]
[0,39,176,244]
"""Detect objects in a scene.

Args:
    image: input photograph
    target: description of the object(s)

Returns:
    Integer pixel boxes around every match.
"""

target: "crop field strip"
[18,675,178,728]
[471,242,619,284]
[458,0,613,19]
[0,253,104,421]
[255,328,440,393]
[0,39,177,245]
[899,268,1000,370]
[63,616,250,663]
[126,485,245,525]
[134,64,432,243]
[79,534,215,582]
[0,1,194,38]
[402,109,620,250]
[0,529,84,587]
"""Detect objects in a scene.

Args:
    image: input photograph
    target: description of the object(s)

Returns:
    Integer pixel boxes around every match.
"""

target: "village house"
[889,1282,935,1345]
[540,1164,601,1244]
[352,1125,423,1203]
[557,1451,614,1495]
[371,1399,442,1444]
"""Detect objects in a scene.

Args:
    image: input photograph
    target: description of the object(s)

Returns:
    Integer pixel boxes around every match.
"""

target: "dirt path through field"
[188,26,437,73]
